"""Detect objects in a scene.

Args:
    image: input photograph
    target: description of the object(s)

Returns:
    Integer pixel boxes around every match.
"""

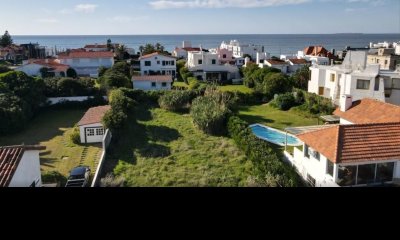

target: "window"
[171,61,175,66]
[385,60,388,65]
[307,174,316,187]
[157,61,160,65]
[376,59,380,64]
[376,162,395,183]
[330,73,336,82]
[310,148,320,161]
[144,71,148,75]
[357,164,376,185]
[374,77,380,91]
[151,82,156,87]
[162,82,167,87]
[212,59,216,65]
[162,71,166,75]
[327,160,334,177]
[87,129,95,136]
[223,54,227,59]
[338,165,357,186]
[198,59,203,65]
[96,128,104,136]
[356,79,370,90]
[318,87,325,95]
[145,61,151,66]
[304,145,310,158]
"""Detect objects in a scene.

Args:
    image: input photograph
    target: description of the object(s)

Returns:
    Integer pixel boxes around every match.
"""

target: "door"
[85,127,105,143]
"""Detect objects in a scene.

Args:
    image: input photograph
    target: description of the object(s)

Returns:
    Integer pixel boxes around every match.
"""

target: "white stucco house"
[56,51,115,78]
[261,59,289,74]
[78,105,111,144]
[220,40,267,60]
[172,41,202,59]
[15,59,70,77]
[187,51,240,82]
[0,145,45,187]
[132,75,173,91]
[285,122,400,187]
[139,52,177,78]
[287,58,310,74]
[308,51,400,106]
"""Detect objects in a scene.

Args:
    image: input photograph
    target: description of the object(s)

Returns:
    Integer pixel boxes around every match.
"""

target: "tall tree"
[107,39,113,51]
[0,30,13,47]
[117,44,127,60]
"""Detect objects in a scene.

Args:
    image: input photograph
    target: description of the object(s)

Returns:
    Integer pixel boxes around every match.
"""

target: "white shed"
[78,105,111,144]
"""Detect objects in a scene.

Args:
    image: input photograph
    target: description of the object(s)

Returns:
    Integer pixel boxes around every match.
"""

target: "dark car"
[65,166,91,187]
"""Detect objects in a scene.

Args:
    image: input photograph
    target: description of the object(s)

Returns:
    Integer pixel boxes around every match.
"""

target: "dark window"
[223,54,227,59]
[357,79,370,90]
[307,174,316,187]
[305,145,310,158]
[310,148,320,161]
[172,70,176,76]
[338,166,357,186]
[144,71,148,75]
[171,61,175,66]
[162,82,167,87]
[162,61,166,66]
[145,61,151,66]
[374,77,380,91]
[162,71,166,75]
[212,59,216,65]
[157,61,160,65]
[151,82,156,87]
[357,164,376,185]
[327,160,334,177]
[376,162,394,183]
[385,60,388,65]
[198,60,203,65]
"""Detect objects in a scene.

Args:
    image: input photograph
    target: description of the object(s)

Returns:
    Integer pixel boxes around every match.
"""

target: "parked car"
[65,166,91,187]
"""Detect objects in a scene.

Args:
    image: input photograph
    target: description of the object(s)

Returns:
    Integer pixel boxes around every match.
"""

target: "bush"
[294,89,335,115]
[109,89,136,113]
[187,77,200,90]
[227,116,300,187]
[42,171,67,186]
[100,173,125,187]
[254,72,292,101]
[0,66,11,74]
[66,68,77,78]
[274,93,296,111]
[0,93,29,134]
[191,88,232,135]
[159,90,196,112]
[102,108,128,130]
[69,126,81,145]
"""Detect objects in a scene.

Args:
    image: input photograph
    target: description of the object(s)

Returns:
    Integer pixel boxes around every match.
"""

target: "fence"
[91,129,112,187]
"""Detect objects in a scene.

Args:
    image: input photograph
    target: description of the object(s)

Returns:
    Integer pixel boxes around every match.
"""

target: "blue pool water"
[250,124,301,147]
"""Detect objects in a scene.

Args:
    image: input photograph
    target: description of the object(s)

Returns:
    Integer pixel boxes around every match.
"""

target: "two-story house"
[367,48,400,70]
[139,52,177,78]
[56,50,114,77]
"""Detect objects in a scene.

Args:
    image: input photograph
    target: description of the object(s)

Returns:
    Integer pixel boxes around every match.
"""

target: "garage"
[77,105,111,144]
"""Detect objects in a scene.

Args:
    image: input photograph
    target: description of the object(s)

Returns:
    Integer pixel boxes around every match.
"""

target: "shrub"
[254,72,292,101]
[159,90,196,112]
[0,93,29,134]
[100,173,125,187]
[227,116,300,187]
[102,108,128,130]
[42,171,67,186]
[69,126,81,145]
[0,66,11,74]
[109,89,136,113]
[187,77,200,90]
[66,68,77,78]
[191,89,232,136]
[274,93,296,111]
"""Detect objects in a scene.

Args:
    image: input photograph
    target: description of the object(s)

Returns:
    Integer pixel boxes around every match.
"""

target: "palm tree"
[117,44,127,60]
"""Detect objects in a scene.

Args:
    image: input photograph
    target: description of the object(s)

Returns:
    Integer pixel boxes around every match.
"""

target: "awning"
[320,115,340,123]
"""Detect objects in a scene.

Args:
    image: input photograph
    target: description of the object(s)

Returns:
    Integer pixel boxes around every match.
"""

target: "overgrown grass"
[238,104,320,131]
[104,105,252,187]
[0,109,102,178]
[219,85,254,94]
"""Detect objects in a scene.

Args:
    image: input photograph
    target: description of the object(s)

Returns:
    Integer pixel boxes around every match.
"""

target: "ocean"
[13,34,400,56]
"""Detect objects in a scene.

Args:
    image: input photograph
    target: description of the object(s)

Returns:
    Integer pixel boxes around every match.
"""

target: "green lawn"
[104,105,252,187]
[219,85,254,94]
[0,109,102,177]
[238,104,320,130]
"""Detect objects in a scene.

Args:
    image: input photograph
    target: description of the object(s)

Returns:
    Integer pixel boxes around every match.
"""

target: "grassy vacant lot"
[219,85,254,94]
[0,109,102,177]
[104,105,252,187]
[238,104,319,130]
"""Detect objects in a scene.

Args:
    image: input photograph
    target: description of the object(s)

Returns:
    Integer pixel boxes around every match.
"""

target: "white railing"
[91,130,112,187]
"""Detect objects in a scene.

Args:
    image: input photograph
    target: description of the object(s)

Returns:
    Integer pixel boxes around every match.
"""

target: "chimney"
[340,95,353,112]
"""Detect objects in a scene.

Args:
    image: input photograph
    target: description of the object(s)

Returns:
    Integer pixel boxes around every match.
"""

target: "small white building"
[285,122,400,187]
[15,59,70,77]
[78,105,111,144]
[139,52,177,78]
[286,58,310,74]
[57,51,114,78]
[172,41,202,59]
[262,59,289,74]
[0,145,45,187]
[220,40,267,60]
[132,75,173,91]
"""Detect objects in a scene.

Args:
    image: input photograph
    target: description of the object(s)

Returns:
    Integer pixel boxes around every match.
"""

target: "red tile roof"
[132,75,173,82]
[139,52,175,60]
[266,60,289,65]
[288,59,309,65]
[297,122,400,164]
[334,99,400,124]
[0,145,45,187]
[84,44,108,49]
[78,105,111,126]
[58,51,114,59]
[303,46,333,58]
[29,59,70,72]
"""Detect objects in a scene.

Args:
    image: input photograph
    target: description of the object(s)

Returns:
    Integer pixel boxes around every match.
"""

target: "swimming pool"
[250,124,302,147]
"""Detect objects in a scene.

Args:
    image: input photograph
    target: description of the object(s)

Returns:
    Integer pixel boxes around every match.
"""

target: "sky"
[1,0,399,35]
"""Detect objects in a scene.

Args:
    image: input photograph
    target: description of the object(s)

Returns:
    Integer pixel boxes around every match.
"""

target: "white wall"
[133,81,172,91]
[58,57,114,77]
[340,118,354,125]
[15,63,42,76]
[9,150,42,187]
[80,123,106,144]
[386,89,400,106]
[140,55,176,76]
[187,52,219,68]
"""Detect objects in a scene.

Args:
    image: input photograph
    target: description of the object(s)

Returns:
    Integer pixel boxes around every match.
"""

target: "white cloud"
[36,18,59,23]
[107,16,150,23]
[149,0,311,9]
[75,4,98,13]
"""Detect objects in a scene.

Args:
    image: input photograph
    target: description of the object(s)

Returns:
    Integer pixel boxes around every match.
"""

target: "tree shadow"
[40,157,57,168]
[238,114,275,125]
[146,125,181,143]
